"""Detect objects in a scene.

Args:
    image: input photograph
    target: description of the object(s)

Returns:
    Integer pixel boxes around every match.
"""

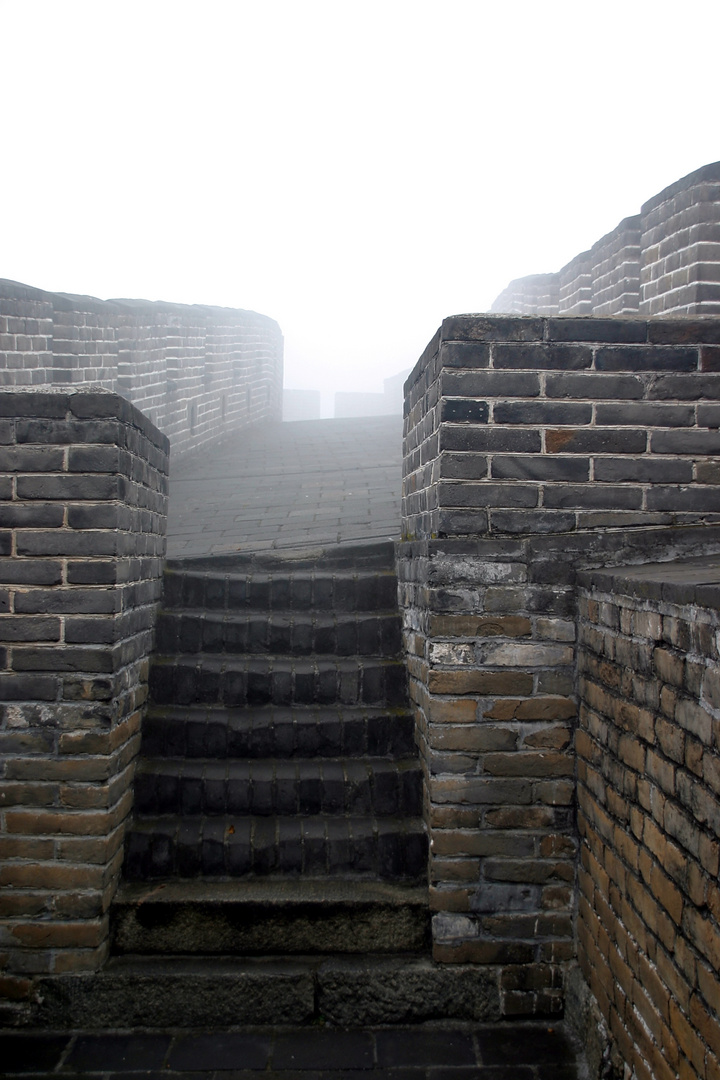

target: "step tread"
[144,703,413,720]
[151,655,405,667]
[136,757,423,775]
[114,878,428,905]
[127,814,427,831]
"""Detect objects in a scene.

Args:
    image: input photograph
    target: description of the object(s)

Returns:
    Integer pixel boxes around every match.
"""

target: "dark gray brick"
[15,419,121,444]
[648,374,720,399]
[494,401,592,425]
[491,455,589,482]
[594,457,692,483]
[441,370,541,396]
[546,318,646,343]
[651,430,720,454]
[646,486,720,512]
[489,510,577,534]
[442,315,544,342]
[16,530,117,556]
[595,402,695,426]
[0,558,63,585]
[0,446,65,471]
[438,482,538,508]
[542,484,642,510]
[494,343,592,369]
[0,503,65,528]
[16,474,118,501]
[595,346,698,371]
[440,399,490,424]
[545,372,645,399]
[0,615,61,641]
[440,426,542,453]
[545,428,647,454]
[439,453,488,480]
[438,341,491,367]
[66,560,118,585]
[0,673,57,699]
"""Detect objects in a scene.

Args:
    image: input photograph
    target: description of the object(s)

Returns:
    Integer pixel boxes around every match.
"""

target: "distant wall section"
[493,162,720,318]
[0,280,283,457]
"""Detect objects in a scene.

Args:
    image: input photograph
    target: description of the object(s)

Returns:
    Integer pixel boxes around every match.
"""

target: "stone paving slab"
[0,1022,580,1078]
[166,418,404,560]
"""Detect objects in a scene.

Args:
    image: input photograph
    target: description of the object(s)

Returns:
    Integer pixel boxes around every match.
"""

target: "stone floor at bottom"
[0,1022,580,1079]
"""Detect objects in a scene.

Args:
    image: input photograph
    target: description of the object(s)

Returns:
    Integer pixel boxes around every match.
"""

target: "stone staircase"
[111,542,433,983]
[37,551,501,1028]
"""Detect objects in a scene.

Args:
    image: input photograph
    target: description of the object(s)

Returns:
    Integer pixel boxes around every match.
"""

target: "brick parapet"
[492,162,720,318]
[0,390,168,1001]
[401,312,720,1019]
[0,280,283,457]
[403,314,720,545]
[576,556,720,1080]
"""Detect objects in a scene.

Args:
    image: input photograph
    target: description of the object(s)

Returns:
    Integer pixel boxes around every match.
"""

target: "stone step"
[155,609,403,657]
[32,953,501,1028]
[111,880,429,956]
[148,655,407,708]
[162,568,399,614]
[141,704,417,761]
[133,757,423,818]
[123,814,428,882]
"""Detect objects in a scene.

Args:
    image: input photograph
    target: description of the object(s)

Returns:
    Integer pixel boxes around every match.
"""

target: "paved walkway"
[166,417,403,560]
[1,1021,580,1078]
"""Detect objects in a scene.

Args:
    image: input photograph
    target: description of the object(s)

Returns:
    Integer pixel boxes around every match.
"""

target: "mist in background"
[2,0,718,416]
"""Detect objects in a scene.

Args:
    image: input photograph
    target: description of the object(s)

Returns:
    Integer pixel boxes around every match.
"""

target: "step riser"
[162,572,399,614]
[149,661,408,708]
[111,903,429,956]
[155,612,403,658]
[124,820,427,882]
[32,959,501,1028]
[141,711,417,760]
[134,768,423,818]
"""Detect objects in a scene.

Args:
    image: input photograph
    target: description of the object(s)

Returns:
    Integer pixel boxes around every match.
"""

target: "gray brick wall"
[492,162,720,318]
[0,280,283,457]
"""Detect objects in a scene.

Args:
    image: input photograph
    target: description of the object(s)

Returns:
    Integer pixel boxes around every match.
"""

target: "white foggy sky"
[1,1,719,414]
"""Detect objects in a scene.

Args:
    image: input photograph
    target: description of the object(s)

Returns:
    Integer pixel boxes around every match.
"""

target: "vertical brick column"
[0,390,168,1003]
[400,313,720,1017]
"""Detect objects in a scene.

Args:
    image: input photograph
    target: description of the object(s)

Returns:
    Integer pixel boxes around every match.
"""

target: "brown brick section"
[0,390,168,995]
[576,564,720,1080]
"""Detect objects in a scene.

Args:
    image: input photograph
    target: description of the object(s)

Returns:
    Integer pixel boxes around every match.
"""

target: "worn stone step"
[148,655,407,707]
[123,814,428,882]
[133,757,423,818]
[141,705,417,761]
[162,569,399,614]
[31,953,501,1028]
[111,879,430,956]
[155,610,403,657]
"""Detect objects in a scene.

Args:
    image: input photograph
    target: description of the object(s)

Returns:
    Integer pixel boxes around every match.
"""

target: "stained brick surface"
[0,390,168,987]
